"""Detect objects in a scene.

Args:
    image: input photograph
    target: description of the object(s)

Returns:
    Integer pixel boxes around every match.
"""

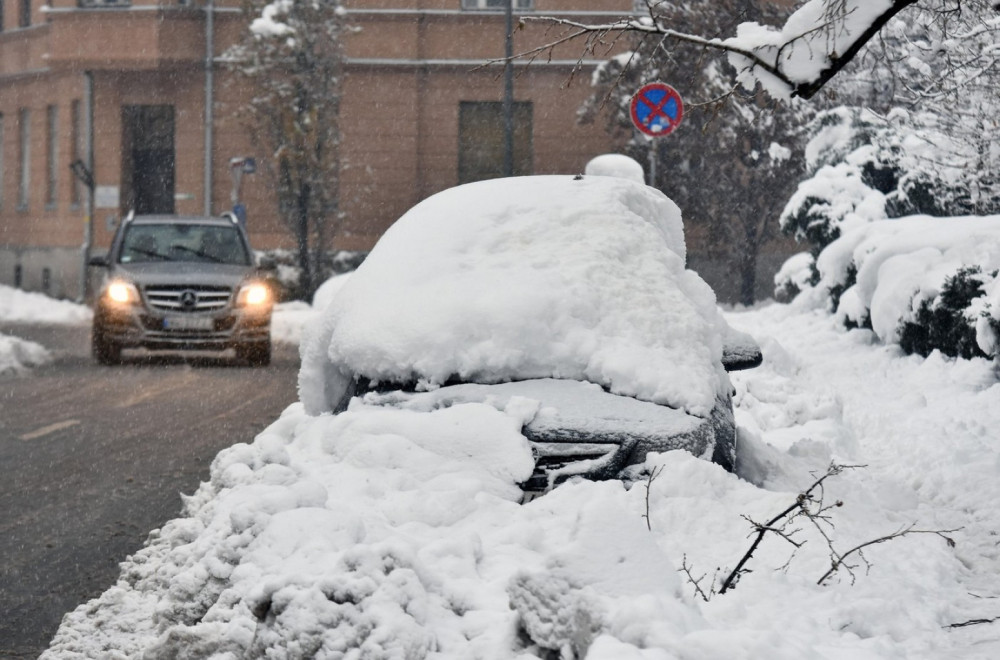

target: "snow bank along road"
[0,323,299,660]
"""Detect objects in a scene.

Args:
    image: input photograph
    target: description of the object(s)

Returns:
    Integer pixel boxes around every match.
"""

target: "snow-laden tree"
[227,0,348,299]
[580,0,811,305]
[780,1,1000,259]
[525,0,997,102]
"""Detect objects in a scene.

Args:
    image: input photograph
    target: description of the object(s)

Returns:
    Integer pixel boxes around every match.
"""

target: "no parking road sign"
[630,82,684,137]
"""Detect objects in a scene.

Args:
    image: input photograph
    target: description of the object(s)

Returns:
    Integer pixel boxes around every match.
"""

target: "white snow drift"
[41,299,1000,659]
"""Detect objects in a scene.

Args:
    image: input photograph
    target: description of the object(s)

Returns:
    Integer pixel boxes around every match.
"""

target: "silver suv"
[89,214,274,366]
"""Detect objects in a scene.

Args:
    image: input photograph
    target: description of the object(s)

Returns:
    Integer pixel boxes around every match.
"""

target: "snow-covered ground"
[0,285,90,376]
[0,285,92,326]
[36,296,1000,658]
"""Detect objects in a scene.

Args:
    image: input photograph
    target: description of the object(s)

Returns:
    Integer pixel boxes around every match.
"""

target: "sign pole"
[648,139,657,187]
[630,82,683,188]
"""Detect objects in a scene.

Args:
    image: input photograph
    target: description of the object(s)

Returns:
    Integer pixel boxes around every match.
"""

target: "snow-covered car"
[300,175,757,493]
[89,214,274,365]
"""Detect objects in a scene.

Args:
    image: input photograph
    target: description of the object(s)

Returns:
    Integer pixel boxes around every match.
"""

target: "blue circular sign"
[630,83,684,137]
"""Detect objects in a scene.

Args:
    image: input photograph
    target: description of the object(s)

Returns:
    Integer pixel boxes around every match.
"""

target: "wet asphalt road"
[0,324,300,659]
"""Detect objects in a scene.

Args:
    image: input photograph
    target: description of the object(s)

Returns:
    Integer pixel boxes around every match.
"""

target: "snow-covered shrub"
[256,249,365,301]
[804,215,1000,359]
[772,252,816,303]
[780,107,990,259]
[897,267,994,360]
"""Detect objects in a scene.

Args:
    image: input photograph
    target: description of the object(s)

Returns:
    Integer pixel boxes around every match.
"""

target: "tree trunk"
[296,183,312,299]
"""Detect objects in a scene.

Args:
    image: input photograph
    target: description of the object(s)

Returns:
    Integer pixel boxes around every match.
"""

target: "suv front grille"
[144,285,233,312]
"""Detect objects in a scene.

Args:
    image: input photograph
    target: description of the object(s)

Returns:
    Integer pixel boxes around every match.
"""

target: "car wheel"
[237,340,271,367]
[92,328,122,366]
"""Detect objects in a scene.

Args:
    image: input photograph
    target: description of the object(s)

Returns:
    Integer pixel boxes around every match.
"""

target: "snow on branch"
[511,0,920,100]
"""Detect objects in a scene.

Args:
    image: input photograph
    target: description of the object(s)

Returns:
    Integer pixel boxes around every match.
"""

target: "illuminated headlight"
[237,282,270,306]
[105,280,140,305]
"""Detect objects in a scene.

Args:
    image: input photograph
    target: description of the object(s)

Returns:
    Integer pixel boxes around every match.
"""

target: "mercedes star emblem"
[180,290,198,310]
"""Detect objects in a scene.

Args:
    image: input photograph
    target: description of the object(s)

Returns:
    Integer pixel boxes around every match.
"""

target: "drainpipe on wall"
[79,70,94,303]
[204,0,215,216]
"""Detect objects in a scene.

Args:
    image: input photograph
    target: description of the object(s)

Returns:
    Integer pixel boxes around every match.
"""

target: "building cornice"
[41,5,242,14]
[0,67,51,82]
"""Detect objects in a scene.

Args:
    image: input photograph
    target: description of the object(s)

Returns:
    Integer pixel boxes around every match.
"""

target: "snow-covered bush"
[779,107,977,256]
[256,249,365,301]
[799,215,1000,359]
[772,252,816,303]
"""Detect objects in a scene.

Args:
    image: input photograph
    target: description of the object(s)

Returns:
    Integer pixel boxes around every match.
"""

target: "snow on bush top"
[299,175,729,418]
[814,215,1000,347]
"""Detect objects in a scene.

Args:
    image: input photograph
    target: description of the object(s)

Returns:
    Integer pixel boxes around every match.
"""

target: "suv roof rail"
[221,211,239,225]
[124,209,136,224]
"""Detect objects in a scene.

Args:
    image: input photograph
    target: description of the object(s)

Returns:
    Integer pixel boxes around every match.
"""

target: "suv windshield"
[119,224,250,266]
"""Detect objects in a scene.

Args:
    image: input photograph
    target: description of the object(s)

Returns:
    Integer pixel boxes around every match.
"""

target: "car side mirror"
[258,255,278,272]
[88,255,109,268]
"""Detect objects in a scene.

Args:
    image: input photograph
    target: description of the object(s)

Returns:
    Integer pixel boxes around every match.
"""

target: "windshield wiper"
[129,247,171,261]
[170,244,226,263]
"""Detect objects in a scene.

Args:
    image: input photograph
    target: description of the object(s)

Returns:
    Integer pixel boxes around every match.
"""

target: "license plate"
[163,315,214,331]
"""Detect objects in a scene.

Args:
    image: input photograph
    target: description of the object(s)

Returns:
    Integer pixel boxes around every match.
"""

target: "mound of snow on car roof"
[585,153,646,184]
[300,175,728,418]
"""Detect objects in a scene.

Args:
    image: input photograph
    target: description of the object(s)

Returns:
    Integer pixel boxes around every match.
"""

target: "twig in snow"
[642,465,664,532]
[816,525,959,586]
[719,463,861,594]
[947,616,1000,629]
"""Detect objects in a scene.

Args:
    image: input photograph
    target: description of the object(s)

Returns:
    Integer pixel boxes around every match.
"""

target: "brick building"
[0,0,631,300]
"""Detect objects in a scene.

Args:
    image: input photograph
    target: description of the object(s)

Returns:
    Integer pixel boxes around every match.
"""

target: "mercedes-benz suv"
[89,214,274,366]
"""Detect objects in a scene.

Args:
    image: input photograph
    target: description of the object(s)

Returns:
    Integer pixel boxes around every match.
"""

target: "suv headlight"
[236,282,271,307]
[105,280,140,305]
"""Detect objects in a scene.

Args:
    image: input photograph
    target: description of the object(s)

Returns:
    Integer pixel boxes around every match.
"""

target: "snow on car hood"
[300,175,729,418]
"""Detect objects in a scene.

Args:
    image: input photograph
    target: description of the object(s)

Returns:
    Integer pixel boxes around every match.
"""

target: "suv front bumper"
[94,302,271,351]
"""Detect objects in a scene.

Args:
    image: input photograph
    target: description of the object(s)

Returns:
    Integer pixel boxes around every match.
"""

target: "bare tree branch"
[496,0,923,100]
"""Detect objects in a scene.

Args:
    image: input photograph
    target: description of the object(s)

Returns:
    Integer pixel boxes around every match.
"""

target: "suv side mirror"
[258,254,278,272]
[88,255,109,268]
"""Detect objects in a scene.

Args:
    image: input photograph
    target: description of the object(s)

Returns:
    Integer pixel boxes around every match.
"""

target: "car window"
[119,224,250,266]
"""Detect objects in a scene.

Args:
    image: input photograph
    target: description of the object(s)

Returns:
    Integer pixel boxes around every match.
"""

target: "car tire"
[92,328,122,366]
[237,340,271,367]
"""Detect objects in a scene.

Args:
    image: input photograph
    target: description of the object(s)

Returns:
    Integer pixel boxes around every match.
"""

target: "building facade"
[0,0,631,300]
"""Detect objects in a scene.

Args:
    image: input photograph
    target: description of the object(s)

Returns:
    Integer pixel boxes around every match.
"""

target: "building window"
[46,105,58,207]
[19,0,29,28]
[70,100,82,205]
[18,108,30,210]
[14,264,22,288]
[41,267,51,293]
[122,105,175,215]
[461,0,533,9]
[458,101,532,184]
